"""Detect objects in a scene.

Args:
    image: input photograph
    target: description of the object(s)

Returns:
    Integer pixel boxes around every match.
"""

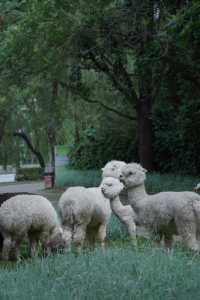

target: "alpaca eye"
[129,171,135,175]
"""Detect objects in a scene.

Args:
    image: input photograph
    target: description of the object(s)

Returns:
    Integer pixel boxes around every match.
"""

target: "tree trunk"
[13,131,45,171]
[46,79,59,187]
[47,131,56,186]
[0,118,6,145]
[136,94,154,171]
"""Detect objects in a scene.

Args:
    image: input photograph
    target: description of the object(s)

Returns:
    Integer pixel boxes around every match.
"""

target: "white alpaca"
[120,163,200,251]
[0,195,67,260]
[101,177,137,243]
[102,160,147,239]
[102,160,126,179]
[58,183,113,252]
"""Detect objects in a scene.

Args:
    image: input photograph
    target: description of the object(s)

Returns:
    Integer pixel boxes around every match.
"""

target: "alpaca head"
[102,160,126,179]
[101,177,124,200]
[120,163,147,188]
[47,226,70,250]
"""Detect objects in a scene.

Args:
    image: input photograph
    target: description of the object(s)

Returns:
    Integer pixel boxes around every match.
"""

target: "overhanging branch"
[13,130,45,170]
[59,81,135,121]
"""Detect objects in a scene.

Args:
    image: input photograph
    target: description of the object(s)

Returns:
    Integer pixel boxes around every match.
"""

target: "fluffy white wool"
[101,177,137,242]
[58,184,112,252]
[102,160,126,179]
[0,195,67,260]
[120,163,200,251]
[194,183,200,193]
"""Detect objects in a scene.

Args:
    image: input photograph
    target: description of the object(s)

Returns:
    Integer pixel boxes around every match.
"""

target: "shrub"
[16,167,43,181]
[153,98,200,175]
[68,126,136,170]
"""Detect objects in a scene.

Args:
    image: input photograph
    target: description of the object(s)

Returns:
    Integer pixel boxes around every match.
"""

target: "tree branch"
[89,52,138,105]
[59,81,135,121]
[13,130,45,170]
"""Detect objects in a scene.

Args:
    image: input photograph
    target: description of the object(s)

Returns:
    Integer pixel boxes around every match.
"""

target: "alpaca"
[0,194,67,260]
[101,177,137,243]
[102,160,148,239]
[102,160,126,179]
[120,163,200,251]
[58,184,112,252]
[0,192,34,253]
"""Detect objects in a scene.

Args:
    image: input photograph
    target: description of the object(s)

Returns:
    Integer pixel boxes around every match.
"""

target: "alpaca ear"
[101,168,104,171]
[143,168,147,173]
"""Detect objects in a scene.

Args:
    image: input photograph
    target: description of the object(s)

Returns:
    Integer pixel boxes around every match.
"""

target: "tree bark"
[13,131,45,170]
[0,117,6,145]
[136,94,154,171]
[46,79,59,186]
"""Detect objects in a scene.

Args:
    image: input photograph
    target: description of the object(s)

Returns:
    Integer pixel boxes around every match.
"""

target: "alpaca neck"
[127,183,148,212]
[110,196,125,217]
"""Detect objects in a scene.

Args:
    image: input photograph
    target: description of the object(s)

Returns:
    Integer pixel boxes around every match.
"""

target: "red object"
[44,174,54,189]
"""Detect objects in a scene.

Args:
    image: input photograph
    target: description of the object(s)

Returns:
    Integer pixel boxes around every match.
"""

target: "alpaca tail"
[63,202,76,225]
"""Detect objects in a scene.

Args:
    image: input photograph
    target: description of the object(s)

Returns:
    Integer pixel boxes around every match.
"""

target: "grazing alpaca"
[0,195,67,260]
[0,192,34,253]
[120,163,200,251]
[101,177,137,243]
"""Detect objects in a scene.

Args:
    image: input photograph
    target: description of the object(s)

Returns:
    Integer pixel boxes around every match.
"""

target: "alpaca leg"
[96,224,107,249]
[86,227,96,248]
[163,233,173,250]
[29,233,39,257]
[10,237,23,261]
[30,239,38,257]
[62,226,73,252]
[73,224,87,253]
[40,230,51,255]
[1,236,12,261]
[125,218,137,246]
[177,222,199,252]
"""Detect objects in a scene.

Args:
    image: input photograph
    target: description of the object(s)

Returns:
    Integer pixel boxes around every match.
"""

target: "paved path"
[0,181,44,193]
[0,181,63,208]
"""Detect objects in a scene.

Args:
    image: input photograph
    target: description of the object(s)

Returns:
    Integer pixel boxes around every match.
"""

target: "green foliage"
[153,88,200,175]
[16,167,43,181]
[68,125,136,170]
[0,0,200,174]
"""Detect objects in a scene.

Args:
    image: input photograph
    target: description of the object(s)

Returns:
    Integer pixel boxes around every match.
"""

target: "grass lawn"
[55,166,199,193]
[0,171,200,299]
[1,232,200,300]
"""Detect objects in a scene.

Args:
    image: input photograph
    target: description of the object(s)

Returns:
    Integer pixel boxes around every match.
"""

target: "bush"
[68,126,136,170]
[153,98,200,175]
[16,167,43,181]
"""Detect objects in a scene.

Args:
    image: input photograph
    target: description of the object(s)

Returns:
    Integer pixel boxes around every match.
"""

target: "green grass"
[55,166,101,188]
[0,217,200,300]
[56,166,199,193]
[1,241,200,300]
